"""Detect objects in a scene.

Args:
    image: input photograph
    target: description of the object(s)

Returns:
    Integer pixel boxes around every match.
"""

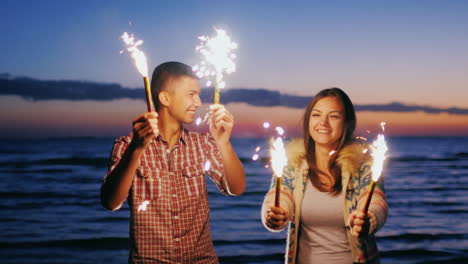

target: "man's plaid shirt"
[104,128,228,264]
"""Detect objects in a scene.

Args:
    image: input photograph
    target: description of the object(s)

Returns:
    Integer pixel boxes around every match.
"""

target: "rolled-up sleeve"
[104,136,130,182]
[203,134,228,195]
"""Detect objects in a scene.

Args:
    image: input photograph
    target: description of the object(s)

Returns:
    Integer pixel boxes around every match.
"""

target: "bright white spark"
[121,32,148,77]
[270,137,288,178]
[252,154,259,161]
[195,111,211,126]
[380,121,386,132]
[263,122,270,129]
[275,127,285,136]
[370,134,388,181]
[204,160,211,172]
[255,146,261,152]
[193,28,237,89]
[138,200,150,212]
[329,150,337,156]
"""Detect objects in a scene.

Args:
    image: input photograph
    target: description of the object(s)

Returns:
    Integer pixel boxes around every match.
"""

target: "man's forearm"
[101,142,144,210]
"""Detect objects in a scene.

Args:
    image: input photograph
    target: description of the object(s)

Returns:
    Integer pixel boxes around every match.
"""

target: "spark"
[204,160,211,172]
[380,121,386,132]
[193,28,237,90]
[370,134,388,181]
[275,127,285,136]
[363,149,368,154]
[252,154,259,161]
[195,111,211,126]
[120,32,148,77]
[138,200,150,212]
[263,122,270,129]
[329,150,337,156]
[270,137,288,178]
[255,146,261,152]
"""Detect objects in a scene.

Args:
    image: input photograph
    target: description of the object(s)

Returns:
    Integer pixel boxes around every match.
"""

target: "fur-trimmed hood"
[285,138,371,175]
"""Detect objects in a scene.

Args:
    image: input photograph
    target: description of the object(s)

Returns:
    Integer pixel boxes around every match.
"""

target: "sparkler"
[193,28,238,104]
[121,32,154,112]
[362,128,388,214]
[270,137,288,207]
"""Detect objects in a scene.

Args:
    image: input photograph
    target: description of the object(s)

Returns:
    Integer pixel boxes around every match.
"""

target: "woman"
[261,88,387,264]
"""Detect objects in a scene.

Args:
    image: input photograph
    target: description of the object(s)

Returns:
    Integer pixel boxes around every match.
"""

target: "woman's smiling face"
[308,96,345,150]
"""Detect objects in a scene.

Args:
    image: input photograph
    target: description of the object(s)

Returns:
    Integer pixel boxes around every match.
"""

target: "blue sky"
[2,0,468,108]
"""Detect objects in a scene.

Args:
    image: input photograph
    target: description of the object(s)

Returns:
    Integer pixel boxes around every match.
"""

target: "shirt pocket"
[134,166,162,200]
[182,164,206,197]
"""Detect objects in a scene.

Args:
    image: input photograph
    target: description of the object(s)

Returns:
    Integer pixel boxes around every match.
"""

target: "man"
[101,61,246,263]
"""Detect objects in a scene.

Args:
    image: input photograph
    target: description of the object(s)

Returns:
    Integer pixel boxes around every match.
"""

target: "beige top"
[297,179,352,264]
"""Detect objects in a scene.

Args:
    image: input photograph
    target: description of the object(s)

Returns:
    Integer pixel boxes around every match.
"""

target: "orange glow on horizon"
[1,97,467,138]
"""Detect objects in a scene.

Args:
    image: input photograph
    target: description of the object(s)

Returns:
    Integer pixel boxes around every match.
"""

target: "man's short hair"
[150,61,198,111]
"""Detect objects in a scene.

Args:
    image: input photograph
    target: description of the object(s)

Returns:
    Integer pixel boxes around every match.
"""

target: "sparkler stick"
[362,133,388,214]
[121,32,154,112]
[193,28,238,104]
[270,137,288,207]
[275,176,282,207]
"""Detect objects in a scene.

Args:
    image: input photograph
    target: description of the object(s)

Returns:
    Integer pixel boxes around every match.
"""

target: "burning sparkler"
[270,137,288,207]
[362,126,388,214]
[193,28,238,104]
[121,32,154,112]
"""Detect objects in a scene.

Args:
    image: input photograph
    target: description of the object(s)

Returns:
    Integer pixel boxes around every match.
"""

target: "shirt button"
[166,149,170,154]
[174,216,179,220]
[172,194,177,198]
[174,238,180,242]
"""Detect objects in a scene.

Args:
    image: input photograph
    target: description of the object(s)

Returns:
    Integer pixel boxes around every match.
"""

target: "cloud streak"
[1,76,467,115]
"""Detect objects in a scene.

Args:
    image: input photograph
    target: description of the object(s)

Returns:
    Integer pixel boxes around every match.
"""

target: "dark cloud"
[0,76,141,101]
[1,76,467,115]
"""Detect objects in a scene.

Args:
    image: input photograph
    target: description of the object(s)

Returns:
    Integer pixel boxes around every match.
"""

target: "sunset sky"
[1,0,468,138]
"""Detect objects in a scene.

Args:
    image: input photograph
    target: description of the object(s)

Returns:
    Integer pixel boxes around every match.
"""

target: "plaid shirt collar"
[154,127,188,145]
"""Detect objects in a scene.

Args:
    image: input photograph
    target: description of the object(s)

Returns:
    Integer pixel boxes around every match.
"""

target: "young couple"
[101,61,387,264]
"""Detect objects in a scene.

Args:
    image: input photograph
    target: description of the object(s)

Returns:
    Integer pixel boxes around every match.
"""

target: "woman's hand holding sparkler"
[349,210,375,237]
[209,104,234,145]
[265,206,291,230]
[131,112,159,148]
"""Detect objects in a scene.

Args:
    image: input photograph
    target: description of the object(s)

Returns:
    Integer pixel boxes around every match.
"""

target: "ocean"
[0,136,467,264]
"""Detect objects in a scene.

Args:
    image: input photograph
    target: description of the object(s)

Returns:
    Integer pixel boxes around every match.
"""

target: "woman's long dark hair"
[303,88,356,195]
